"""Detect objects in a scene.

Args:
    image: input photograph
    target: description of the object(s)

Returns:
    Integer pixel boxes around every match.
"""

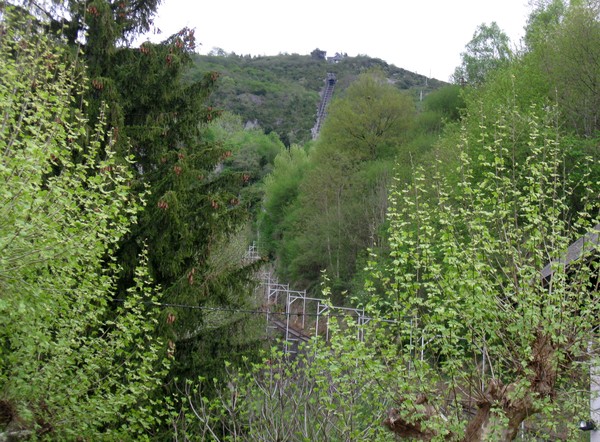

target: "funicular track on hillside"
[311,73,336,139]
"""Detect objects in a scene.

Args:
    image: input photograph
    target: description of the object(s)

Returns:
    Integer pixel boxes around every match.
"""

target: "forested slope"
[187,51,446,145]
[2,0,600,440]
[192,3,600,441]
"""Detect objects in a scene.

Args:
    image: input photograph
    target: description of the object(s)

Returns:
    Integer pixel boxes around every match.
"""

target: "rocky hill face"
[187,51,447,145]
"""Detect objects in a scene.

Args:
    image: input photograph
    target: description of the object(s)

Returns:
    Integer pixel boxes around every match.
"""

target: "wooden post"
[591,358,600,441]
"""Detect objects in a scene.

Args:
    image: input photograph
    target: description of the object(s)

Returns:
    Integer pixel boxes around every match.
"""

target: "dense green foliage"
[372,103,598,440]
[181,316,397,441]
[206,112,286,217]
[2,0,600,440]
[526,0,600,137]
[2,0,266,438]
[187,2,599,441]
[193,144,598,440]
[191,69,599,442]
[10,0,267,397]
[259,75,460,299]
[0,10,168,438]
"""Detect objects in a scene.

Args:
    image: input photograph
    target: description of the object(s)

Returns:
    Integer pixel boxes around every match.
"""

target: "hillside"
[187,51,447,145]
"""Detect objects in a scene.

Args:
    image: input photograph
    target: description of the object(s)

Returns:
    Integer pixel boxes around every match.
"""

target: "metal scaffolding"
[249,243,377,355]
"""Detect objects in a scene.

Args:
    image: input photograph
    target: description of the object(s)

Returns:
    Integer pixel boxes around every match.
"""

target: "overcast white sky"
[140,0,532,81]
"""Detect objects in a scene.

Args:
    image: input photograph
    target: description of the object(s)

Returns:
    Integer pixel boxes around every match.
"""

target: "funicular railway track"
[311,73,336,139]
